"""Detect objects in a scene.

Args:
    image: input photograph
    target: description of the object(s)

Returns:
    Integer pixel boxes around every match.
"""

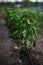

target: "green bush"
[5,8,41,49]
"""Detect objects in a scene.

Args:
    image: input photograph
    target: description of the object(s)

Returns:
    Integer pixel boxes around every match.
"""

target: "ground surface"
[0,18,43,65]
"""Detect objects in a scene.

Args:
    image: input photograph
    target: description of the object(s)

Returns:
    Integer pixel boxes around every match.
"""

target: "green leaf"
[26,40,31,49]
[22,29,26,37]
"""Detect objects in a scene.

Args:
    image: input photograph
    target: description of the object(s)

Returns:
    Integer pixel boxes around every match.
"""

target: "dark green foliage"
[5,8,42,49]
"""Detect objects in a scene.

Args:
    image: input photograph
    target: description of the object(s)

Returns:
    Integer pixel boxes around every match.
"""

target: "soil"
[0,18,43,65]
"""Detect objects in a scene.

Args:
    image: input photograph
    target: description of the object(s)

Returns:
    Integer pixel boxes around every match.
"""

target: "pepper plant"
[5,8,41,49]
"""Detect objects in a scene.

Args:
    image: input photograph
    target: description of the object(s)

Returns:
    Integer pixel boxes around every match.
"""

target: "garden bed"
[0,8,43,65]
